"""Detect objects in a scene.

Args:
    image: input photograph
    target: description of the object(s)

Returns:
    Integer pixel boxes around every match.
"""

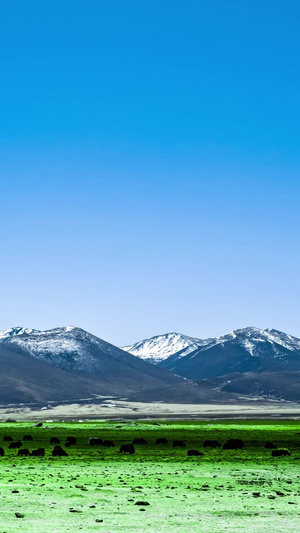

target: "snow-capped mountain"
[159,327,300,379]
[121,332,203,363]
[0,326,229,404]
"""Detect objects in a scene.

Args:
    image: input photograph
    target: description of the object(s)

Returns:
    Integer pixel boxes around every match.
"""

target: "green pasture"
[0,419,299,532]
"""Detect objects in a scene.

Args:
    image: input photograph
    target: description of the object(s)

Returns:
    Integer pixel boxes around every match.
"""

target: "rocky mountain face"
[159,327,300,379]
[125,327,300,401]
[0,326,229,405]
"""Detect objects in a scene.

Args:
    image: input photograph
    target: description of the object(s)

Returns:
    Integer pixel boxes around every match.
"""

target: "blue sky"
[0,1,299,344]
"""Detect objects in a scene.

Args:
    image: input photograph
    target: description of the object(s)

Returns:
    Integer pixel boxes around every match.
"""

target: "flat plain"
[0,419,300,532]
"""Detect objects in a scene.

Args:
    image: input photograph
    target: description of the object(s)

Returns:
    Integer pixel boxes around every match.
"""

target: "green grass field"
[0,419,300,532]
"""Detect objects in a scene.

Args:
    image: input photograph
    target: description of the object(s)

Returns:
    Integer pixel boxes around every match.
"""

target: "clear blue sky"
[0,0,299,345]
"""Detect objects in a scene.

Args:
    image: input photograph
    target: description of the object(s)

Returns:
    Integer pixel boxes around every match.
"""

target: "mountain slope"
[159,327,300,379]
[0,326,230,404]
[121,332,203,363]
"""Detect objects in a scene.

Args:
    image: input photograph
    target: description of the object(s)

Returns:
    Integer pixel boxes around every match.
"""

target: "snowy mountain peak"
[121,332,202,363]
[0,327,40,339]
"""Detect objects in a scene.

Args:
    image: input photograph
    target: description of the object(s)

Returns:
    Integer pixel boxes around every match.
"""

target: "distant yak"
[89,437,103,446]
[50,437,60,445]
[120,444,135,455]
[23,435,33,441]
[265,442,277,449]
[52,445,68,457]
[272,449,291,457]
[31,448,45,457]
[66,437,76,445]
[173,440,186,447]
[187,449,203,456]
[223,439,244,450]
[203,440,220,448]
[18,448,31,456]
[9,441,22,449]
[156,438,168,445]
[103,440,115,447]
[132,438,147,445]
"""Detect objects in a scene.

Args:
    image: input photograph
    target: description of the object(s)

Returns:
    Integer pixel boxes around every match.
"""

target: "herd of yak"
[0,434,292,458]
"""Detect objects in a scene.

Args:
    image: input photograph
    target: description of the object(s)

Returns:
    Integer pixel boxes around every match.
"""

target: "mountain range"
[1,325,300,404]
[123,327,300,401]
[0,326,230,405]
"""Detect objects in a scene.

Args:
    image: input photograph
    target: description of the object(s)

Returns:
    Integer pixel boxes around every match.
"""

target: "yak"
[89,437,103,446]
[132,438,147,445]
[23,435,33,441]
[173,440,186,447]
[272,449,291,457]
[9,441,22,449]
[119,444,135,455]
[0,447,4,456]
[66,437,76,445]
[50,437,60,445]
[187,449,203,456]
[223,439,244,450]
[103,440,115,447]
[203,440,220,448]
[265,442,277,449]
[3,436,13,442]
[18,448,31,456]
[31,448,45,457]
[52,445,68,457]
[156,438,168,445]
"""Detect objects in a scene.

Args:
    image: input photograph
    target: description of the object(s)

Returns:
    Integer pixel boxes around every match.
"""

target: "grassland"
[0,419,300,532]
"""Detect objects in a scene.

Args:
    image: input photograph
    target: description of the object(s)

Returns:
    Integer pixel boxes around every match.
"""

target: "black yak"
[223,439,244,450]
[9,441,22,449]
[31,448,45,457]
[23,435,33,441]
[18,448,31,456]
[272,449,291,457]
[50,437,60,445]
[203,440,220,448]
[187,449,203,456]
[173,440,186,447]
[132,438,147,445]
[89,437,103,446]
[52,446,68,457]
[120,444,135,454]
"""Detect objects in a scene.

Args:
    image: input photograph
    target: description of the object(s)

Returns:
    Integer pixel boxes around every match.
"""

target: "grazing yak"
[187,450,203,456]
[18,448,31,456]
[223,439,244,450]
[156,438,168,445]
[173,440,186,447]
[89,437,103,446]
[203,440,220,448]
[66,437,76,445]
[265,442,277,449]
[9,441,22,449]
[52,446,68,457]
[272,449,291,457]
[31,448,45,457]
[103,440,115,447]
[120,444,135,455]
[3,436,13,442]
[23,435,33,441]
[0,447,4,456]
[50,437,60,445]
[132,438,147,445]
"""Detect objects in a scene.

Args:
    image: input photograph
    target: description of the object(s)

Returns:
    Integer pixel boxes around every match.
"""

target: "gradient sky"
[0,1,299,345]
